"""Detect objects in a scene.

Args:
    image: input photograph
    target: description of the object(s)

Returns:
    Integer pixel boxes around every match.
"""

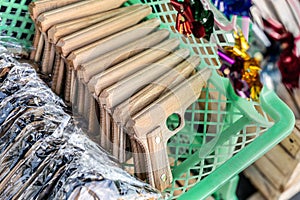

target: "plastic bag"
[0,36,30,57]
[50,123,160,200]
[0,46,161,200]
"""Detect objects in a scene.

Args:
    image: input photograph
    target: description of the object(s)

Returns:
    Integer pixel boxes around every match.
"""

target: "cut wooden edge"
[29,0,82,20]
[264,145,298,178]
[67,18,160,70]
[245,164,300,200]
[112,53,197,125]
[55,4,151,57]
[47,5,144,44]
[37,0,128,32]
[98,45,186,110]
[79,29,171,84]
[280,120,300,160]
[253,156,286,191]
[91,37,184,96]
[244,165,280,199]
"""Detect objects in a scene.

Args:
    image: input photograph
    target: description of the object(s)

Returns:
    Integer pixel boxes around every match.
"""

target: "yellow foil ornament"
[242,59,261,86]
[250,83,262,101]
[221,30,263,101]
[224,30,251,60]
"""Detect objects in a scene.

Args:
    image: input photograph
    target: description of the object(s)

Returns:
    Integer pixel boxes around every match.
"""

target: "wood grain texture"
[47,44,56,74]
[245,164,300,200]
[90,37,182,96]
[41,39,51,73]
[127,68,212,191]
[244,165,279,200]
[77,82,85,115]
[78,29,170,83]
[54,58,65,95]
[47,6,134,44]
[64,64,72,102]
[56,5,151,57]
[37,0,127,32]
[245,122,300,199]
[98,46,188,110]
[67,18,160,70]
[51,53,61,92]
[34,33,45,62]
[88,97,100,134]
[113,55,199,126]
[29,0,82,20]
[112,53,198,162]
[30,27,41,60]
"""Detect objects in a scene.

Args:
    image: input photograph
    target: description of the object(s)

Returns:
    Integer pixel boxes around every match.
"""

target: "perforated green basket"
[0,0,295,199]
[0,0,35,48]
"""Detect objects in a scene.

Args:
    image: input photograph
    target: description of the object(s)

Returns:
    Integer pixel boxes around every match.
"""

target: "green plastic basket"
[0,0,295,199]
[0,0,35,48]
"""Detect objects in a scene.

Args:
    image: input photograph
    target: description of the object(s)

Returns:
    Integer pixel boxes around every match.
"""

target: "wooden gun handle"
[56,5,151,57]
[129,68,212,191]
[47,6,134,44]
[37,0,127,32]
[67,18,160,70]
[113,56,200,125]
[91,37,181,96]
[29,0,82,20]
[99,47,189,110]
[78,29,169,83]
[146,127,173,190]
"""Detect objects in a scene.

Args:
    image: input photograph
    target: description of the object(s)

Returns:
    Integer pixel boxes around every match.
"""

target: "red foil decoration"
[170,0,206,38]
[176,13,193,36]
[278,48,300,88]
[171,0,194,36]
[192,21,206,38]
[263,18,300,89]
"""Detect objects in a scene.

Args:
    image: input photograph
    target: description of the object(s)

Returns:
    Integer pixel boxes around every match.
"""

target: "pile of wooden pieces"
[276,83,300,119]
[28,0,212,191]
[245,120,300,200]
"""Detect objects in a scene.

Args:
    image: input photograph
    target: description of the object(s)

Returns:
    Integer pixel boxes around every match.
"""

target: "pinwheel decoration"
[170,0,214,40]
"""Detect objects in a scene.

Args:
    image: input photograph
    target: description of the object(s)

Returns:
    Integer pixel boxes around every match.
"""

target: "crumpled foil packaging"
[0,47,161,200]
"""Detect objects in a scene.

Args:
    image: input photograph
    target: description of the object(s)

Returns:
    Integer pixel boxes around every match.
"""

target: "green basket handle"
[210,70,273,127]
[177,87,295,200]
